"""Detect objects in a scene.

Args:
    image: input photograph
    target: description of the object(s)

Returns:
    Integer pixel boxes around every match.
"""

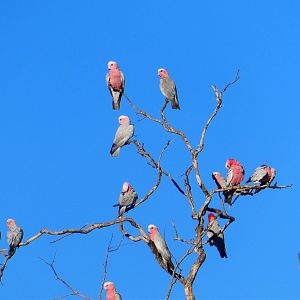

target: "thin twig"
[40,256,92,300]
[99,235,114,300]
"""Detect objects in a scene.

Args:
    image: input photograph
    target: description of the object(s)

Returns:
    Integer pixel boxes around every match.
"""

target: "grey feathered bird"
[113,182,138,216]
[158,68,180,109]
[207,214,227,258]
[246,164,276,185]
[148,224,174,270]
[7,218,23,256]
[110,115,134,157]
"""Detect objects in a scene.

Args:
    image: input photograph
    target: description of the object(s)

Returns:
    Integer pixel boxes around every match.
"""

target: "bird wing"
[251,166,268,182]
[160,77,176,99]
[225,168,233,186]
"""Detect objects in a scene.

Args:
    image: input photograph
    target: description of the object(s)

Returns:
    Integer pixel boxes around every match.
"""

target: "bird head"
[208,213,216,223]
[148,224,158,234]
[107,61,118,70]
[158,68,168,78]
[104,281,115,291]
[7,218,15,227]
[212,172,221,180]
[122,182,130,192]
[118,115,130,125]
[226,158,240,169]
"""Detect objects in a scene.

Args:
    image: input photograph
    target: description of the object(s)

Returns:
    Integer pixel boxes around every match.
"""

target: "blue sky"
[0,1,299,299]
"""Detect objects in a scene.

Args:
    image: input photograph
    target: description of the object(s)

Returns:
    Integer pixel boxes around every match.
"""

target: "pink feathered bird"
[106,61,125,110]
[225,159,245,186]
[207,213,227,258]
[212,172,227,189]
[103,282,122,300]
[148,224,174,271]
[6,218,23,256]
[158,68,180,109]
[224,159,245,204]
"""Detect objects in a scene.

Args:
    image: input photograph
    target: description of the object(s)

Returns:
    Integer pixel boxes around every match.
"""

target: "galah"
[113,182,138,216]
[148,224,174,270]
[110,115,134,157]
[212,172,227,189]
[224,158,245,204]
[246,165,276,185]
[158,68,180,109]
[7,219,23,256]
[103,281,122,300]
[207,213,227,258]
[225,159,245,186]
[106,61,125,110]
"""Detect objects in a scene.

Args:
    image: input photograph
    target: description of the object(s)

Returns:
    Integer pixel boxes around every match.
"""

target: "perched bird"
[212,171,232,202]
[224,158,245,204]
[7,219,23,256]
[110,115,134,157]
[106,61,125,110]
[148,224,174,270]
[158,68,180,109]
[113,182,138,216]
[207,213,227,258]
[246,165,276,185]
[103,281,122,300]
[225,159,245,186]
[212,172,227,189]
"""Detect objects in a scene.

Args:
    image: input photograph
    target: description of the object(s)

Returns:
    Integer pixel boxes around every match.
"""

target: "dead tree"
[0,71,291,299]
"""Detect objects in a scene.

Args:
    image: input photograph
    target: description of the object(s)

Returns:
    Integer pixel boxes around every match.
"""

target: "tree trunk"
[184,283,195,300]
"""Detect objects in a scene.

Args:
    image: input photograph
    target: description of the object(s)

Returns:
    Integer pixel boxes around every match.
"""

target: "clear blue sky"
[0,1,299,299]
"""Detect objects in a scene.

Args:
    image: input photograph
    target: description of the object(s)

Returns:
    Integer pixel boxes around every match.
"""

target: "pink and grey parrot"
[6,218,23,256]
[207,213,227,258]
[106,61,125,110]
[246,165,276,185]
[110,115,134,157]
[113,182,138,216]
[225,159,245,186]
[212,172,227,189]
[148,224,174,271]
[224,158,245,204]
[103,281,122,300]
[158,68,180,109]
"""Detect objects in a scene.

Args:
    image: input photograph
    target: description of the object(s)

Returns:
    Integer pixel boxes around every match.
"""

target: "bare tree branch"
[99,235,113,300]
[40,256,92,300]
[183,165,197,218]
[124,94,194,152]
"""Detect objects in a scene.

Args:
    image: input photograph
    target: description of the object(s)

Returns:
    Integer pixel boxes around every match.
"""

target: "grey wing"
[119,192,133,206]
[206,231,213,239]
[132,191,138,203]
[113,126,127,147]
[252,166,268,182]
[208,221,222,237]
[120,71,125,91]
[106,73,110,87]
[7,230,14,246]
[220,177,227,188]
[171,84,180,109]
[16,228,24,245]
[113,125,133,147]
[225,168,233,186]
[106,73,114,97]
[115,293,122,300]
[156,233,172,260]
[160,77,176,100]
